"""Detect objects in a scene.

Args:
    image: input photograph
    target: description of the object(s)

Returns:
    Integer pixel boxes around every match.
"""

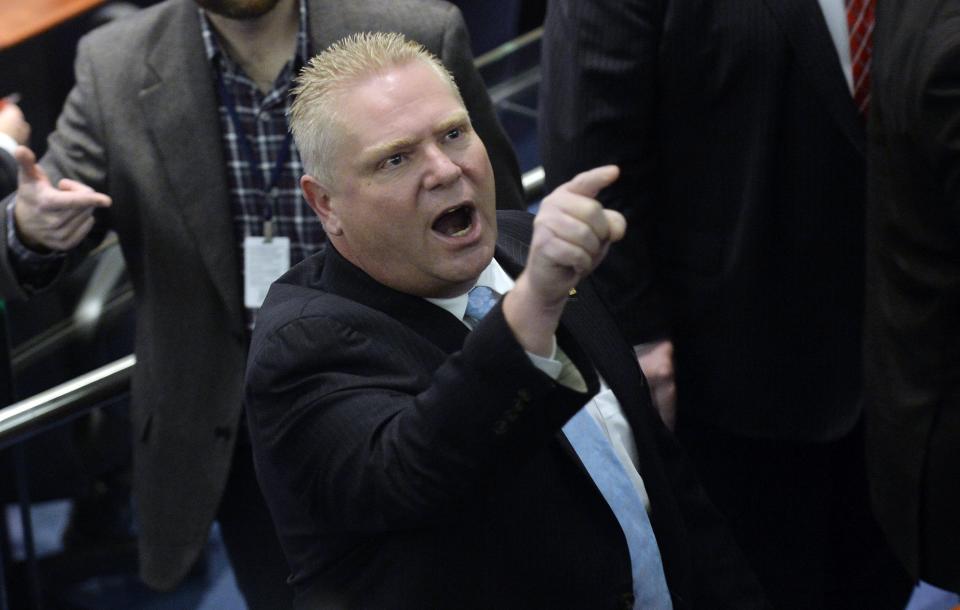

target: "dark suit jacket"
[865,0,960,591]
[0,0,522,590]
[540,0,867,441]
[0,149,15,197]
[245,211,766,609]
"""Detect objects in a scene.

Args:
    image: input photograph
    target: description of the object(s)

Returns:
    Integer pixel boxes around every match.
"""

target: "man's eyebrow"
[435,111,470,134]
[364,136,417,161]
[362,111,471,161]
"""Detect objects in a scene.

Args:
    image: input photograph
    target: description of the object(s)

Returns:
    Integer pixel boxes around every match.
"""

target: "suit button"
[214,425,232,440]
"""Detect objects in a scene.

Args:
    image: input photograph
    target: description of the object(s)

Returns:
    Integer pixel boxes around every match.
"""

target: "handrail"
[11,240,132,374]
[522,166,545,203]
[0,354,135,451]
[475,27,543,69]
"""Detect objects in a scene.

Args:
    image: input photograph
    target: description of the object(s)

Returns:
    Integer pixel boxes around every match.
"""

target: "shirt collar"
[426,258,515,323]
[198,0,311,73]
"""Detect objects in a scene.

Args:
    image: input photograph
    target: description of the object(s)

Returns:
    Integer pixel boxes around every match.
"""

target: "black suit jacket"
[0,149,15,197]
[865,0,960,591]
[245,211,765,609]
[540,0,867,441]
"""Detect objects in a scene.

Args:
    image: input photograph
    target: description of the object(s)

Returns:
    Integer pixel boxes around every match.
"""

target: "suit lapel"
[139,0,244,331]
[557,281,660,464]
[762,0,866,154]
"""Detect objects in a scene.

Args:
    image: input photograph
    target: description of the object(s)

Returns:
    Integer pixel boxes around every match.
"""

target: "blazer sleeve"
[0,34,111,300]
[539,0,670,344]
[245,298,597,533]
[437,3,525,211]
[0,149,16,198]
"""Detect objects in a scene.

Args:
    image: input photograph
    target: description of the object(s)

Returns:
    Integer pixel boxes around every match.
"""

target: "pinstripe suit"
[0,150,14,197]
[245,210,766,609]
[540,1,910,607]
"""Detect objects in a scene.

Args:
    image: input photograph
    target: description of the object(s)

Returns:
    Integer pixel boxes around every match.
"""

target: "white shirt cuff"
[526,336,563,379]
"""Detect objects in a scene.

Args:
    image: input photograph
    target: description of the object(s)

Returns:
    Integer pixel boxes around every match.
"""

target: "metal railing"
[0,354,134,452]
[475,26,543,69]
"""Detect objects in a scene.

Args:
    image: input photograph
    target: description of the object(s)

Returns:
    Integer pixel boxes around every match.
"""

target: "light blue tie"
[465,283,672,608]
[464,285,501,325]
[563,408,673,610]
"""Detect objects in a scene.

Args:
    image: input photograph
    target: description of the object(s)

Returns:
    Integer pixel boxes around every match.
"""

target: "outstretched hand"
[12,145,111,252]
[504,165,625,356]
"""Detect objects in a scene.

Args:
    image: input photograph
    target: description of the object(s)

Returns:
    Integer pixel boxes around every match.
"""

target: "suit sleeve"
[437,3,525,211]
[0,34,111,300]
[0,149,15,199]
[539,0,669,344]
[245,300,596,533]
[920,18,960,228]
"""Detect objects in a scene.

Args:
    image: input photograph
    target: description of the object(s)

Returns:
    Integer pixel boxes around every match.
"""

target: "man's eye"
[446,127,462,140]
[381,153,404,169]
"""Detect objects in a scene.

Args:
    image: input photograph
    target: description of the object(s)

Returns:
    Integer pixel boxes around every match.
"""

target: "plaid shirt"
[199,0,323,320]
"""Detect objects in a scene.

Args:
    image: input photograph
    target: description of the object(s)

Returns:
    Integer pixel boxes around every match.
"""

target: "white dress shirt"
[818,0,855,93]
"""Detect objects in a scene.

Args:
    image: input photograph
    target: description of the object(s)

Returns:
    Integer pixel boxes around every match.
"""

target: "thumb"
[14,145,46,185]
[563,165,620,199]
[603,209,627,243]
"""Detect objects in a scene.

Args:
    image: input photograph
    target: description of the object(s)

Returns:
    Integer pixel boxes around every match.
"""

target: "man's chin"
[440,254,496,297]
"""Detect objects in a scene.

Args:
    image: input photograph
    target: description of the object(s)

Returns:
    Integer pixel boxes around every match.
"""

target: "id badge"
[243,235,291,308]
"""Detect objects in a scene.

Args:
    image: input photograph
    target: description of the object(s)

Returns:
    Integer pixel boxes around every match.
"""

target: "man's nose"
[423,144,463,190]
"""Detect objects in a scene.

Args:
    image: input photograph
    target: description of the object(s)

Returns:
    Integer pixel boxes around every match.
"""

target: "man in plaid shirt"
[0,0,523,606]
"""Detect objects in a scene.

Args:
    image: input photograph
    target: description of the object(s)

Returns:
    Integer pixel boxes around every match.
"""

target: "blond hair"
[289,32,464,185]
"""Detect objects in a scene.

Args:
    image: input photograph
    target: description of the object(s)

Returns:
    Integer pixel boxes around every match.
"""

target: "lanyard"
[216,69,295,240]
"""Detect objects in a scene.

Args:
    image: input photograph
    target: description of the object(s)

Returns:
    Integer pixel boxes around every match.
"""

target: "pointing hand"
[12,145,111,252]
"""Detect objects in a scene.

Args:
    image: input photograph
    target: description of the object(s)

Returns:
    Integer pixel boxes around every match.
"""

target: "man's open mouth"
[431,204,475,238]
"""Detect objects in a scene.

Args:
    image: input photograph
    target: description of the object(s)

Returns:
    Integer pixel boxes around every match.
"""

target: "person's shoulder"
[251,250,374,356]
[311,0,462,46]
[255,252,330,333]
[78,0,192,55]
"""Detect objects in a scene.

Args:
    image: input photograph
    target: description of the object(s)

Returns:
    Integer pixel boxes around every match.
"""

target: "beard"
[194,0,283,19]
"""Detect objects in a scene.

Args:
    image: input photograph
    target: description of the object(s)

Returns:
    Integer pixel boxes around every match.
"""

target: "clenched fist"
[504,165,625,356]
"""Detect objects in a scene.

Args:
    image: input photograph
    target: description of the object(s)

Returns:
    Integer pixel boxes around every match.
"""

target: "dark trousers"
[677,418,912,610]
[217,439,294,609]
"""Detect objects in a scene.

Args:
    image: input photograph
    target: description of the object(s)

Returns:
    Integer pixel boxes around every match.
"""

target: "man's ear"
[301,174,343,236]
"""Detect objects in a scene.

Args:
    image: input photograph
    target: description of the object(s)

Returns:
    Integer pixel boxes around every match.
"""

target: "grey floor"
[6,500,244,609]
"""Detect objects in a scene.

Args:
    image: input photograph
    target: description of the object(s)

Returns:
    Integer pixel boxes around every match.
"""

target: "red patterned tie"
[847,0,875,114]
